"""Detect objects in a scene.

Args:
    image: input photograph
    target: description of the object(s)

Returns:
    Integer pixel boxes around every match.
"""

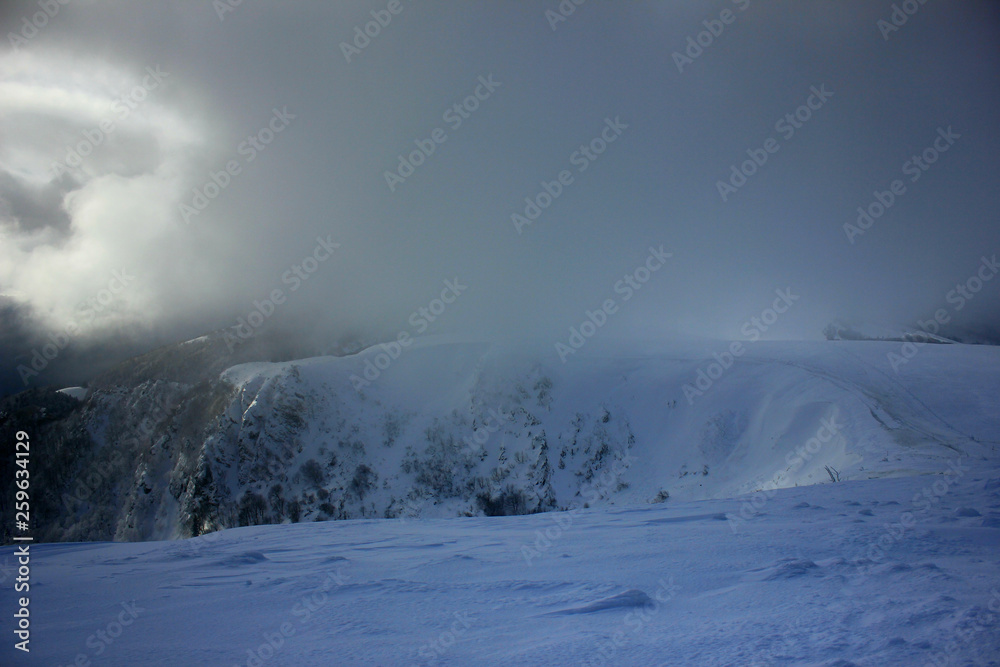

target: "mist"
[2,0,999,396]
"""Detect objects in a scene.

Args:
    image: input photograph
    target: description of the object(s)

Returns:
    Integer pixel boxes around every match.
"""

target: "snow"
[3,470,999,665]
[5,338,999,664]
[824,320,958,344]
[180,335,210,346]
[55,386,88,401]
[210,338,999,520]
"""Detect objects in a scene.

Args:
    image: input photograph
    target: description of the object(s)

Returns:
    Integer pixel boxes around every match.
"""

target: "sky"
[1,0,999,395]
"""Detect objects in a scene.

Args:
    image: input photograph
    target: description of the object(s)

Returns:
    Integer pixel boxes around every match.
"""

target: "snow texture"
[2,337,998,664]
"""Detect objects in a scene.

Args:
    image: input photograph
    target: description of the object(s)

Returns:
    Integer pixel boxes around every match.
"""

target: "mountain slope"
[3,336,998,543]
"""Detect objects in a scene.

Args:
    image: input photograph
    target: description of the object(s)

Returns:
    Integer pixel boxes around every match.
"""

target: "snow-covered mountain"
[821,319,958,344]
[2,335,999,664]
[5,333,997,544]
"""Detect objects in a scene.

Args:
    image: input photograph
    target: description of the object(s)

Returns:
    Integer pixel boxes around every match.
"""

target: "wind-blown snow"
[55,386,88,401]
[3,470,999,665]
[31,337,1000,543]
[210,338,999,519]
[4,337,998,664]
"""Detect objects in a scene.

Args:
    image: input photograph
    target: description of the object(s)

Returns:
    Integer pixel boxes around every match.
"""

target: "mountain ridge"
[2,335,996,544]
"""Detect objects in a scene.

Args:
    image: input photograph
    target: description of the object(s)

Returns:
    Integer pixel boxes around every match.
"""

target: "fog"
[1,0,999,395]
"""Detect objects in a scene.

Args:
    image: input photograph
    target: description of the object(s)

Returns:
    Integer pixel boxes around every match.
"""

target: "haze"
[1,0,999,395]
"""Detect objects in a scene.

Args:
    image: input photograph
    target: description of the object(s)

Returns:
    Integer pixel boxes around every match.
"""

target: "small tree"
[287,499,301,523]
[350,464,376,500]
[237,492,269,526]
[299,459,325,488]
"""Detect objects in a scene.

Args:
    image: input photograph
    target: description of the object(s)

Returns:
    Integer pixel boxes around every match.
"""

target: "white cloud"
[0,49,206,334]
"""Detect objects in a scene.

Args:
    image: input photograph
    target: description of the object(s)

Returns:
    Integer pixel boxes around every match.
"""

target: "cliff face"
[3,335,995,543]
[3,338,638,542]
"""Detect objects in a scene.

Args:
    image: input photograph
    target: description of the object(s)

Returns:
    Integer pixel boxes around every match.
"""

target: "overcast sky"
[1,0,999,394]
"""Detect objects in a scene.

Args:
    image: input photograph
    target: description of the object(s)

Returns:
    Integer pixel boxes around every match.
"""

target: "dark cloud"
[0,170,74,234]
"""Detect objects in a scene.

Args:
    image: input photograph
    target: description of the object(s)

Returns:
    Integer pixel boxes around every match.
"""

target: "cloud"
[0,49,208,337]
[0,169,73,234]
[0,1,998,395]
